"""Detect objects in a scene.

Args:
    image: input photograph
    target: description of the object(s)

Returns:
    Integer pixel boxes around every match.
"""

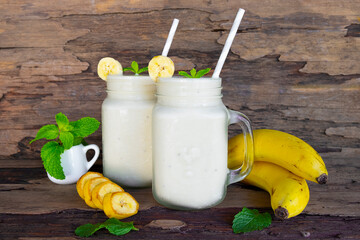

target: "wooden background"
[0,0,359,239]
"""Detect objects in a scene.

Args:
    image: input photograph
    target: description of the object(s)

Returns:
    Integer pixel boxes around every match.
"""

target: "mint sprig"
[30,112,100,180]
[75,218,138,237]
[232,208,272,233]
[178,68,211,78]
[123,61,148,75]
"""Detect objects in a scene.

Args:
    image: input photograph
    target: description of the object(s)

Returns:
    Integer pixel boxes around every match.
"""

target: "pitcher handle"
[227,110,254,185]
[82,144,100,170]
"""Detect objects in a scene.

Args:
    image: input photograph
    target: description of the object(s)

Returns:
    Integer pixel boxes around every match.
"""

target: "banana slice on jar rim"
[97,57,123,81]
[148,55,175,82]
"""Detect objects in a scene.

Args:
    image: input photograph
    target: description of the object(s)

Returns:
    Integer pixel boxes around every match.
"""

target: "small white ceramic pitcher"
[47,144,100,184]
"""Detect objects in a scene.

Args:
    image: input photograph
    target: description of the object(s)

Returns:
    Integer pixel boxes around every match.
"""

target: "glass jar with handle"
[152,77,254,209]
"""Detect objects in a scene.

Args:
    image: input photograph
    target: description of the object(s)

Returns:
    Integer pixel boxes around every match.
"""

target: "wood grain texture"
[1,209,359,240]
[0,0,359,239]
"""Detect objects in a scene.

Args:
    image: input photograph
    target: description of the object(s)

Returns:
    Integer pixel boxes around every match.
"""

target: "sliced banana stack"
[148,55,175,82]
[76,171,139,219]
[97,57,123,81]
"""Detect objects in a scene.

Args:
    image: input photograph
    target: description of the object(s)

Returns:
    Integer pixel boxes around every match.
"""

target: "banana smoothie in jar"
[152,77,254,210]
[102,75,155,187]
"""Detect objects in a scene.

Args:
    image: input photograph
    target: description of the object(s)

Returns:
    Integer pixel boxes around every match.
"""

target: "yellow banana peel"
[244,161,310,219]
[228,129,328,184]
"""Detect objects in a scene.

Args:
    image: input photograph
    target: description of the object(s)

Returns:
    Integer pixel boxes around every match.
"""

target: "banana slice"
[76,171,103,200]
[97,57,123,81]
[103,192,139,219]
[148,55,175,82]
[84,177,110,208]
[92,181,124,210]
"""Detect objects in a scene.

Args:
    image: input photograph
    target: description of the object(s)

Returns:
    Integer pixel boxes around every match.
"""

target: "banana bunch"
[228,129,328,219]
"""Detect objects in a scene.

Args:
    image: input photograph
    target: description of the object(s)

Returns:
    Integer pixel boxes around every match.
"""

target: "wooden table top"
[1,1,359,239]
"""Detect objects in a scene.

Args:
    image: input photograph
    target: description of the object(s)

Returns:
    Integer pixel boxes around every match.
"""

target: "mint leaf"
[70,117,100,137]
[73,137,84,146]
[59,131,74,150]
[178,68,211,78]
[55,112,69,131]
[233,208,271,233]
[190,68,196,77]
[30,124,59,144]
[178,71,192,78]
[138,66,148,74]
[195,68,211,78]
[41,141,65,180]
[75,223,103,237]
[123,61,147,75]
[131,61,139,73]
[103,218,123,225]
[123,67,134,73]
[103,219,138,236]
[75,218,138,237]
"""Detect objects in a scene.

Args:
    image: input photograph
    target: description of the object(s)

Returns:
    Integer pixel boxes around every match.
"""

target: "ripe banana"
[97,57,123,81]
[148,55,175,82]
[244,161,310,219]
[228,129,328,184]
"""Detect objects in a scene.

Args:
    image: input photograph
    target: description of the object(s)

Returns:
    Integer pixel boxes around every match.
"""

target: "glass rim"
[107,74,151,81]
[158,76,221,82]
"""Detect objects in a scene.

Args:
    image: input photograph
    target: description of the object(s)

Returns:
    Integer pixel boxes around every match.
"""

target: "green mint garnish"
[178,68,211,78]
[30,112,100,180]
[232,208,272,233]
[70,117,100,138]
[41,141,65,180]
[29,124,59,144]
[123,61,148,75]
[59,131,74,150]
[75,218,138,237]
[55,112,71,131]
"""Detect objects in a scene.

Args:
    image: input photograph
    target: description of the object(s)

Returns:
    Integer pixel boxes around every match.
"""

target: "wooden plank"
[0,208,359,240]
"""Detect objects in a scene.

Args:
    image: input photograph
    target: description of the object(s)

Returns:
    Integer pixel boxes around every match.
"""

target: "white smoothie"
[102,75,155,187]
[152,78,230,209]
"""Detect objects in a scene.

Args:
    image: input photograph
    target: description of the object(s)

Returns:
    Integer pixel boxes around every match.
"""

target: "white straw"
[162,18,179,57]
[212,8,245,78]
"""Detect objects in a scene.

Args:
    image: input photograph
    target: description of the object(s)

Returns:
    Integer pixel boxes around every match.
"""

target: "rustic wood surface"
[0,0,359,239]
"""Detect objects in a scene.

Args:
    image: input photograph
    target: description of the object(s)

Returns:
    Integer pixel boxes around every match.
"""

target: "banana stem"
[275,207,289,220]
[317,173,328,184]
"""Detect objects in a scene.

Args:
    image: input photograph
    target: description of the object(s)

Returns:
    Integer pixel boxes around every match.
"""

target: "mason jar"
[152,77,254,209]
[102,75,155,187]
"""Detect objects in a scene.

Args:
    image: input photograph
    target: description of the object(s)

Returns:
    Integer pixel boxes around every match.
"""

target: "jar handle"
[227,110,254,185]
